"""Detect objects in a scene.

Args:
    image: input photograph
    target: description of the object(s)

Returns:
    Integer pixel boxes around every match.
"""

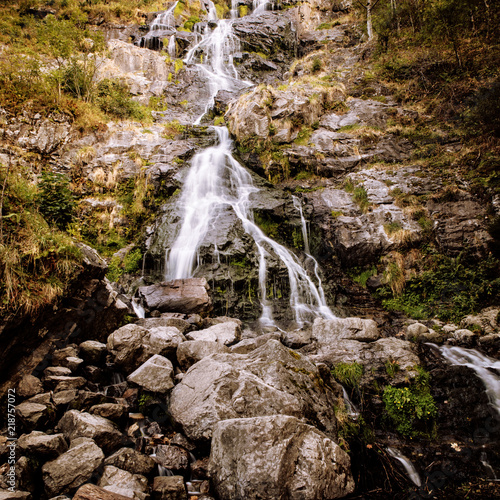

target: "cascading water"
[138,2,178,50]
[165,128,334,326]
[292,195,310,254]
[386,447,422,487]
[435,345,500,416]
[252,0,272,15]
[164,0,334,326]
[183,4,251,124]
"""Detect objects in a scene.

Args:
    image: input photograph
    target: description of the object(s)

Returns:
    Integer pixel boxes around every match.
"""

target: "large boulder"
[18,431,68,459]
[127,354,174,393]
[42,437,104,497]
[169,340,339,441]
[106,323,185,372]
[138,279,212,314]
[208,415,354,500]
[104,447,156,476]
[312,317,380,342]
[57,410,125,454]
[176,340,230,371]
[98,466,148,500]
[186,321,241,346]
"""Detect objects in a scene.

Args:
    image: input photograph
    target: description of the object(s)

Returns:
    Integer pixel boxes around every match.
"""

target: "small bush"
[96,79,149,121]
[383,368,437,438]
[332,362,363,388]
[36,172,75,229]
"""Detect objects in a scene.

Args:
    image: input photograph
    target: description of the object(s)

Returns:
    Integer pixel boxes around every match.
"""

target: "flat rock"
[98,465,148,500]
[312,317,380,342]
[16,402,51,430]
[89,403,128,422]
[209,415,354,500]
[18,431,68,458]
[152,476,187,500]
[138,278,212,314]
[42,437,104,497]
[127,354,174,393]
[17,375,43,398]
[186,322,241,346]
[73,483,131,499]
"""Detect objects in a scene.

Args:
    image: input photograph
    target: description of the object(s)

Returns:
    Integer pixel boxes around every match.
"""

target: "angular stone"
[406,323,429,339]
[79,340,107,364]
[52,347,79,366]
[152,476,187,500]
[312,317,380,343]
[44,367,72,378]
[229,332,281,354]
[106,324,149,372]
[17,375,43,398]
[57,410,125,454]
[52,390,78,407]
[186,322,241,346]
[98,466,148,500]
[18,431,68,458]
[89,403,127,423]
[170,340,339,441]
[104,447,156,476]
[127,354,174,393]
[138,278,212,315]
[16,402,51,430]
[42,437,104,497]
[73,483,131,499]
[155,444,190,471]
[177,341,229,371]
[61,357,84,372]
[0,492,32,499]
[136,317,192,334]
[209,415,354,500]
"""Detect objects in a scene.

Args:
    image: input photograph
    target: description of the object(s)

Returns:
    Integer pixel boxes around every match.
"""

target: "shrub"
[36,172,75,229]
[382,368,437,438]
[96,79,149,121]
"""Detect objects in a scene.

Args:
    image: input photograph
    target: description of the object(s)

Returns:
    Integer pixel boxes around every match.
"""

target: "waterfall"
[167,35,176,58]
[436,345,500,416]
[165,128,334,326]
[163,1,334,326]
[138,2,178,50]
[252,0,271,15]
[341,386,359,419]
[386,447,422,487]
[292,195,310,254]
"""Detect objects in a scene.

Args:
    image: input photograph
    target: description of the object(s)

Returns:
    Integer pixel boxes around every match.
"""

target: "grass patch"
[332,362,363,388]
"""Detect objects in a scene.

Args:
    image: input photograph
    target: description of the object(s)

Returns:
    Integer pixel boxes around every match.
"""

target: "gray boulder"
[209,415,354,500]
[177,341,230,371]
[17,375,43,398]
[79,340,107,364]
[312,317,380,343]
[18,431,67,458]
[152,476,187,500]
[170,340,339,441]
[98,466,148,500]
[57,410,124,454]
[138,278,212,314]
[186,322,241,346]
[104,447,156,476]
[127,354,174,393]
[42,437,104,497]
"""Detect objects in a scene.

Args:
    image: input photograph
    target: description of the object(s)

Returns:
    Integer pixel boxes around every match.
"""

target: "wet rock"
[155,444,190,471]
[209,415,354,500]
[98,466,148,500]
[170,340,339,441]
[312,317,380,342]
[127,354,174,393]
[17,375,43,398]
[152,476,187,500]
[57,410,125,454]
[176,340,230,371]
[18,431,68,458]
[42,437,104,497]
[138,279,212,314]
[104,447,156,476]
[186,321,241,346]
[73,483,131,499]
[452,329,476,343]
[79,340,107,364]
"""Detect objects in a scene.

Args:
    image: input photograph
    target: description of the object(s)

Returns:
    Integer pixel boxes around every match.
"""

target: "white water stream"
[436,345,500,416]
[386,447,422,487]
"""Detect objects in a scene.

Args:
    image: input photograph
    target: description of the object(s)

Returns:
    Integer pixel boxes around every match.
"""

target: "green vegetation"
[353,185,370,213]
[332,362,363,388]
[0,163,82,318]
[107,247,143,282]
[376,251,500,322]
[382,367,437,438]
[349,265,377,288]
[37,172,76,230]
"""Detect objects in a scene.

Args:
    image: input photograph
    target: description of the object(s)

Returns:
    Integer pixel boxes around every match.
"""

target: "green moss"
[349,265,377,288]
[331,210,343,218]
[353,185,370,213]
[384,221,403,235]
[254,213,279,239]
